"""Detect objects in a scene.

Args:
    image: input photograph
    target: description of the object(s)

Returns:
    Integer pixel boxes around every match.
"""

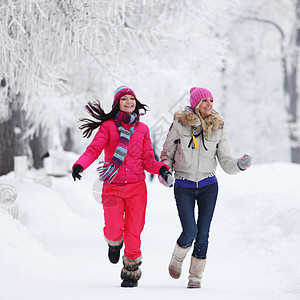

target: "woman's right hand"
[72,165,83,181]
[158,166,174,187]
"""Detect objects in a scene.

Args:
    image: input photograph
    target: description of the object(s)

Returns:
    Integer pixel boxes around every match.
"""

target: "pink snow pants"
[101,180,147,260]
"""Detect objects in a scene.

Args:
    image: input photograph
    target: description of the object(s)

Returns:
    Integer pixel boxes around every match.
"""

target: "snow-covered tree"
[286,0,300,163]
[218,0,298,163]
[0,0,238,174]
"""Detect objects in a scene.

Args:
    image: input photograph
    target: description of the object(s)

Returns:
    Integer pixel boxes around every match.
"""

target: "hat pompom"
[190,87,197,94]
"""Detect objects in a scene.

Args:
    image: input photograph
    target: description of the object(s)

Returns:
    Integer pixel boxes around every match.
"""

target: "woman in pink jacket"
[72,86,173,288]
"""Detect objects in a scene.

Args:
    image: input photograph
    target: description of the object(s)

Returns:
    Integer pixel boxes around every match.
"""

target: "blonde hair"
[194,100,224,139]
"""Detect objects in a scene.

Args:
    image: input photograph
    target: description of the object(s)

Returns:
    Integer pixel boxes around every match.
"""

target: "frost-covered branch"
[1,0,232,133]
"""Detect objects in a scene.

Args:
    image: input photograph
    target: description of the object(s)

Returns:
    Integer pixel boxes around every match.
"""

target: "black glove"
[72,165,83,181]
[158,166,174,187]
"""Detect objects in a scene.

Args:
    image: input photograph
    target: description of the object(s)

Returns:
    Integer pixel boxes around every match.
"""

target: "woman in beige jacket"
[160,87,252,288]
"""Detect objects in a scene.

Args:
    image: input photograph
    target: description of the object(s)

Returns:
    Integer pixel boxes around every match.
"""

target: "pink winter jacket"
[73,119,169,184]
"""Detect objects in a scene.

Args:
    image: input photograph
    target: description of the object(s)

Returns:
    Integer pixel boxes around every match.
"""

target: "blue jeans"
[174,183,218,259]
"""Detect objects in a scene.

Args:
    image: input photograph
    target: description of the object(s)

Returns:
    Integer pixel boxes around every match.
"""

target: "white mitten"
[237,155,252,170]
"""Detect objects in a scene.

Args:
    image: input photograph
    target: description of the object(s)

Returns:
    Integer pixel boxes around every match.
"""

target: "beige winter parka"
[160,107,241,182]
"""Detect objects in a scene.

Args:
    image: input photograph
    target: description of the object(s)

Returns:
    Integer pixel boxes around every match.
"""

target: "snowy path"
[1,163,299,300]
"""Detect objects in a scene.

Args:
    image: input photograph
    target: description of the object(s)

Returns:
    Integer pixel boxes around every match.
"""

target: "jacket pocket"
[174,137,192,171]
[125,156,144,175]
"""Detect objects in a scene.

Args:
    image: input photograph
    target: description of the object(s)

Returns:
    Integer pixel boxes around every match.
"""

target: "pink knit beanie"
[112,85,140,107]
[190,87,213,110]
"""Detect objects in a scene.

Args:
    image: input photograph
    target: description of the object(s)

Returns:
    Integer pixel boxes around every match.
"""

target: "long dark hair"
[79,100,149,138]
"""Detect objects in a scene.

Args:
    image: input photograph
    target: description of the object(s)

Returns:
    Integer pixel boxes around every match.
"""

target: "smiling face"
[119,94,136,114]
[197,97,214,118]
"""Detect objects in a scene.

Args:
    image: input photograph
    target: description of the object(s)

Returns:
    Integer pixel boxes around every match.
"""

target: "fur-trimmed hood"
[174,106,224,130]
[174,106,201,127]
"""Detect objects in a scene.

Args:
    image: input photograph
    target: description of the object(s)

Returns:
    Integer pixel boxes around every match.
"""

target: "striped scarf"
[97,111,137,183]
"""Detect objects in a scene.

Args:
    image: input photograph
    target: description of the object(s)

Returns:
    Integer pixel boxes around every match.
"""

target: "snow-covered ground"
[0,162,299,300]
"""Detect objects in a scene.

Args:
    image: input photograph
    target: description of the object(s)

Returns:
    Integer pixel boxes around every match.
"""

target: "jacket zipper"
[195,126,201,187]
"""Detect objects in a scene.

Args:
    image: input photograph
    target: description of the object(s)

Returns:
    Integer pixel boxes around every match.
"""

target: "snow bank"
[214,162,300,294]
[0,209,49,267]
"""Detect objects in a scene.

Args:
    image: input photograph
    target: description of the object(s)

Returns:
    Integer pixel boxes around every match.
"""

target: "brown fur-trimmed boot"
[105,237,123,264]
[168,243,191,279]
[187,256,207,288]
[120,256,142,288]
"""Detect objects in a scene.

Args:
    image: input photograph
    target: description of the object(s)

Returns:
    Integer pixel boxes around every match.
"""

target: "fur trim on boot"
[169,243,191,279]
[105,236,124,264]
[105,236,124,247]
[120,256,142,288]
[187,256,207,288]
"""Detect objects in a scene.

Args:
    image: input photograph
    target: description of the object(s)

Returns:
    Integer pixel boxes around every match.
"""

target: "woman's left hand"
[237,155,252,170]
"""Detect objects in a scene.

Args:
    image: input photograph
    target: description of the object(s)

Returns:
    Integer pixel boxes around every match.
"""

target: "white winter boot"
[168,243,191,279]
[187,256,207,288]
